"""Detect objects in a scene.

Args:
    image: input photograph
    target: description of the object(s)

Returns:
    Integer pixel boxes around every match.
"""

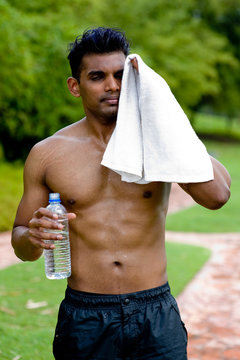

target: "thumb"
[67,213,77,221]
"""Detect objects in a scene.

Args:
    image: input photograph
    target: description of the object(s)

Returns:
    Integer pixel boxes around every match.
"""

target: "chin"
[102,110,118,123]
[102,116,117,125]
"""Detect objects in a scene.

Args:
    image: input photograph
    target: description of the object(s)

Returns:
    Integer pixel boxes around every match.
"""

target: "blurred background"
[0,1,240,358]
[0,0,239,161]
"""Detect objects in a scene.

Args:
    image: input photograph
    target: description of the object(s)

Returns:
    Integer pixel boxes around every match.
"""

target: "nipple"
[113,261,122,267]
[143,191,152,199]
[67,199,76,205]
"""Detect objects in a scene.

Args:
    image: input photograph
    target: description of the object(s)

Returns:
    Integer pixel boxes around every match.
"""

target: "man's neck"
[85,115,116,144]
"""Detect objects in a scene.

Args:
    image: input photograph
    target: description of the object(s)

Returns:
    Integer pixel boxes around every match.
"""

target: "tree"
[92,0,237,116]
[0,0,85,160]
[192,0,240,119]
[0,0,238,160]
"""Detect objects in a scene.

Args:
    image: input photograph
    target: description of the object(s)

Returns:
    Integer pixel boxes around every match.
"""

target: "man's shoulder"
[53,118,87,139]
[27,120,89,165]
[31,119,87,154]
[28,135,60,157]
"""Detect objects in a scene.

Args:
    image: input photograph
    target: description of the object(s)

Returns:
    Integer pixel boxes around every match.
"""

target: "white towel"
[101,54,214,184]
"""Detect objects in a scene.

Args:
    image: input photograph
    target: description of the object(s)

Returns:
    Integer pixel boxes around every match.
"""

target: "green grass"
[0,161,23,231]
[0,258,65,360]
[166,242,210,296]
[0,244,210,360]
[166,140,240,232]
[194,112,240,140]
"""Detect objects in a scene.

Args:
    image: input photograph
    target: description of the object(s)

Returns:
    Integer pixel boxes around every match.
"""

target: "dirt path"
[167,231,240,360]
[0,230,21,269]
[1,184,240,359]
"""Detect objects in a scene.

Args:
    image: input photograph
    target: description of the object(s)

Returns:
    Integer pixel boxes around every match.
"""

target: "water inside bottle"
[44,217,71,279]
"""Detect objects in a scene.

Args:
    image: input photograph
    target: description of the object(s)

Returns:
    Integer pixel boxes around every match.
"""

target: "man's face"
[78,51,126,123]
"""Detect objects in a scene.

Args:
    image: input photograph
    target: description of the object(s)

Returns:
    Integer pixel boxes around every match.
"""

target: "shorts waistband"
[65,282,171,308]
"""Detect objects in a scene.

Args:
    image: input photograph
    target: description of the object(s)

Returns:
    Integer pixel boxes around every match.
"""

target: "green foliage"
[166,140,240,233]
[192,0,240,118]
[0,0,239,160]
[94,0,236,113]
[0,243,209,359]
[0,0,85,160]
[0,161,23,231]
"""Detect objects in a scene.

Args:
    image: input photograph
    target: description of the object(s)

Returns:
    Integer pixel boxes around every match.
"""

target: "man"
[12,27,231,359]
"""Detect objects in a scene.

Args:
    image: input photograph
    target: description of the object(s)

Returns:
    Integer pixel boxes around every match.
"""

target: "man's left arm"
[179,156,231,210]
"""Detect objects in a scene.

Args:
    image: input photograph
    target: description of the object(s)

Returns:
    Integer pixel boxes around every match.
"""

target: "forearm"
[11,226,43,262]
[179,156,231,210]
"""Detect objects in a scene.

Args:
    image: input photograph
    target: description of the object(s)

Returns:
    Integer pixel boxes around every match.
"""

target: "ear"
[67,77,81,97]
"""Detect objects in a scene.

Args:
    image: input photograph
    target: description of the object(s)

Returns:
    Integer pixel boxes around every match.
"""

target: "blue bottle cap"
[49,193,61,202]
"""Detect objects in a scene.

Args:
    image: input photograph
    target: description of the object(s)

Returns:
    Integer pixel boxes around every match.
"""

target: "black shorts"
[53,282,188,359]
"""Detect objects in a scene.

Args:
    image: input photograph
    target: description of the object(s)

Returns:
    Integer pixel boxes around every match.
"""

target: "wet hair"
[67,27,130,81]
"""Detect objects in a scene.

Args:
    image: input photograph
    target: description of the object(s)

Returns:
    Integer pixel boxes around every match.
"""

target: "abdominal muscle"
[67,205,168,294]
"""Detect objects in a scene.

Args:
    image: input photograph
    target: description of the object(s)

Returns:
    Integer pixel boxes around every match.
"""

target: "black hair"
[67,27,130,81]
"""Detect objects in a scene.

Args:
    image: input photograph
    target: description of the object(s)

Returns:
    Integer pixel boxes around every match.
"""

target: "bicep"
[13,146,49,227]
[178,156,231,210]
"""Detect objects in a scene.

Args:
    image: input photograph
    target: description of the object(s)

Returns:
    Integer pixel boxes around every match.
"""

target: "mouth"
[101,96,119,105]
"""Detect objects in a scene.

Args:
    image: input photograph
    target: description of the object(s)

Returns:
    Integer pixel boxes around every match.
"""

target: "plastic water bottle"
[43,193,71,279]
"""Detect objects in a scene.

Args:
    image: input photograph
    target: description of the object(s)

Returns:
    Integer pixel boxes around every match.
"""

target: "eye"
[89,72,104,81]
[115,71,123,80]
[91,75,102,81]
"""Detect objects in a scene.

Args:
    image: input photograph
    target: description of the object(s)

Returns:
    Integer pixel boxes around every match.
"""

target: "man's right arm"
[11,142,55,261]
[11,141,76,262]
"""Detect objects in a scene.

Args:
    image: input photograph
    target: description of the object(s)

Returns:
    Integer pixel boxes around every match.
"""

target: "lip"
[102,96,119,105]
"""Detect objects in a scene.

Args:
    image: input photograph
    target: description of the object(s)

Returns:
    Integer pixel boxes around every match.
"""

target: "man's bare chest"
[44,143,170,211]
[44,148,107,203]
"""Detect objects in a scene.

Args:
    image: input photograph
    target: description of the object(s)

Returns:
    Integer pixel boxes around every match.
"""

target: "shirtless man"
[11,27,231,359]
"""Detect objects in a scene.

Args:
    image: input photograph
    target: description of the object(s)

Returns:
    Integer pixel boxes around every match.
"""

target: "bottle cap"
[49,193,61,202]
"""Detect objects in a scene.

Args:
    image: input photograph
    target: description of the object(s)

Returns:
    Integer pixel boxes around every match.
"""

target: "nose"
[105,75,120,92]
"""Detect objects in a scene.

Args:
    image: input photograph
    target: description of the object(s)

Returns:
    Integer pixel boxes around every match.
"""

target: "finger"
[29,228,63,241]
[33,207,58,220]
[130,57,139,72]
[29,217,61,230]
[29,235,55,250]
